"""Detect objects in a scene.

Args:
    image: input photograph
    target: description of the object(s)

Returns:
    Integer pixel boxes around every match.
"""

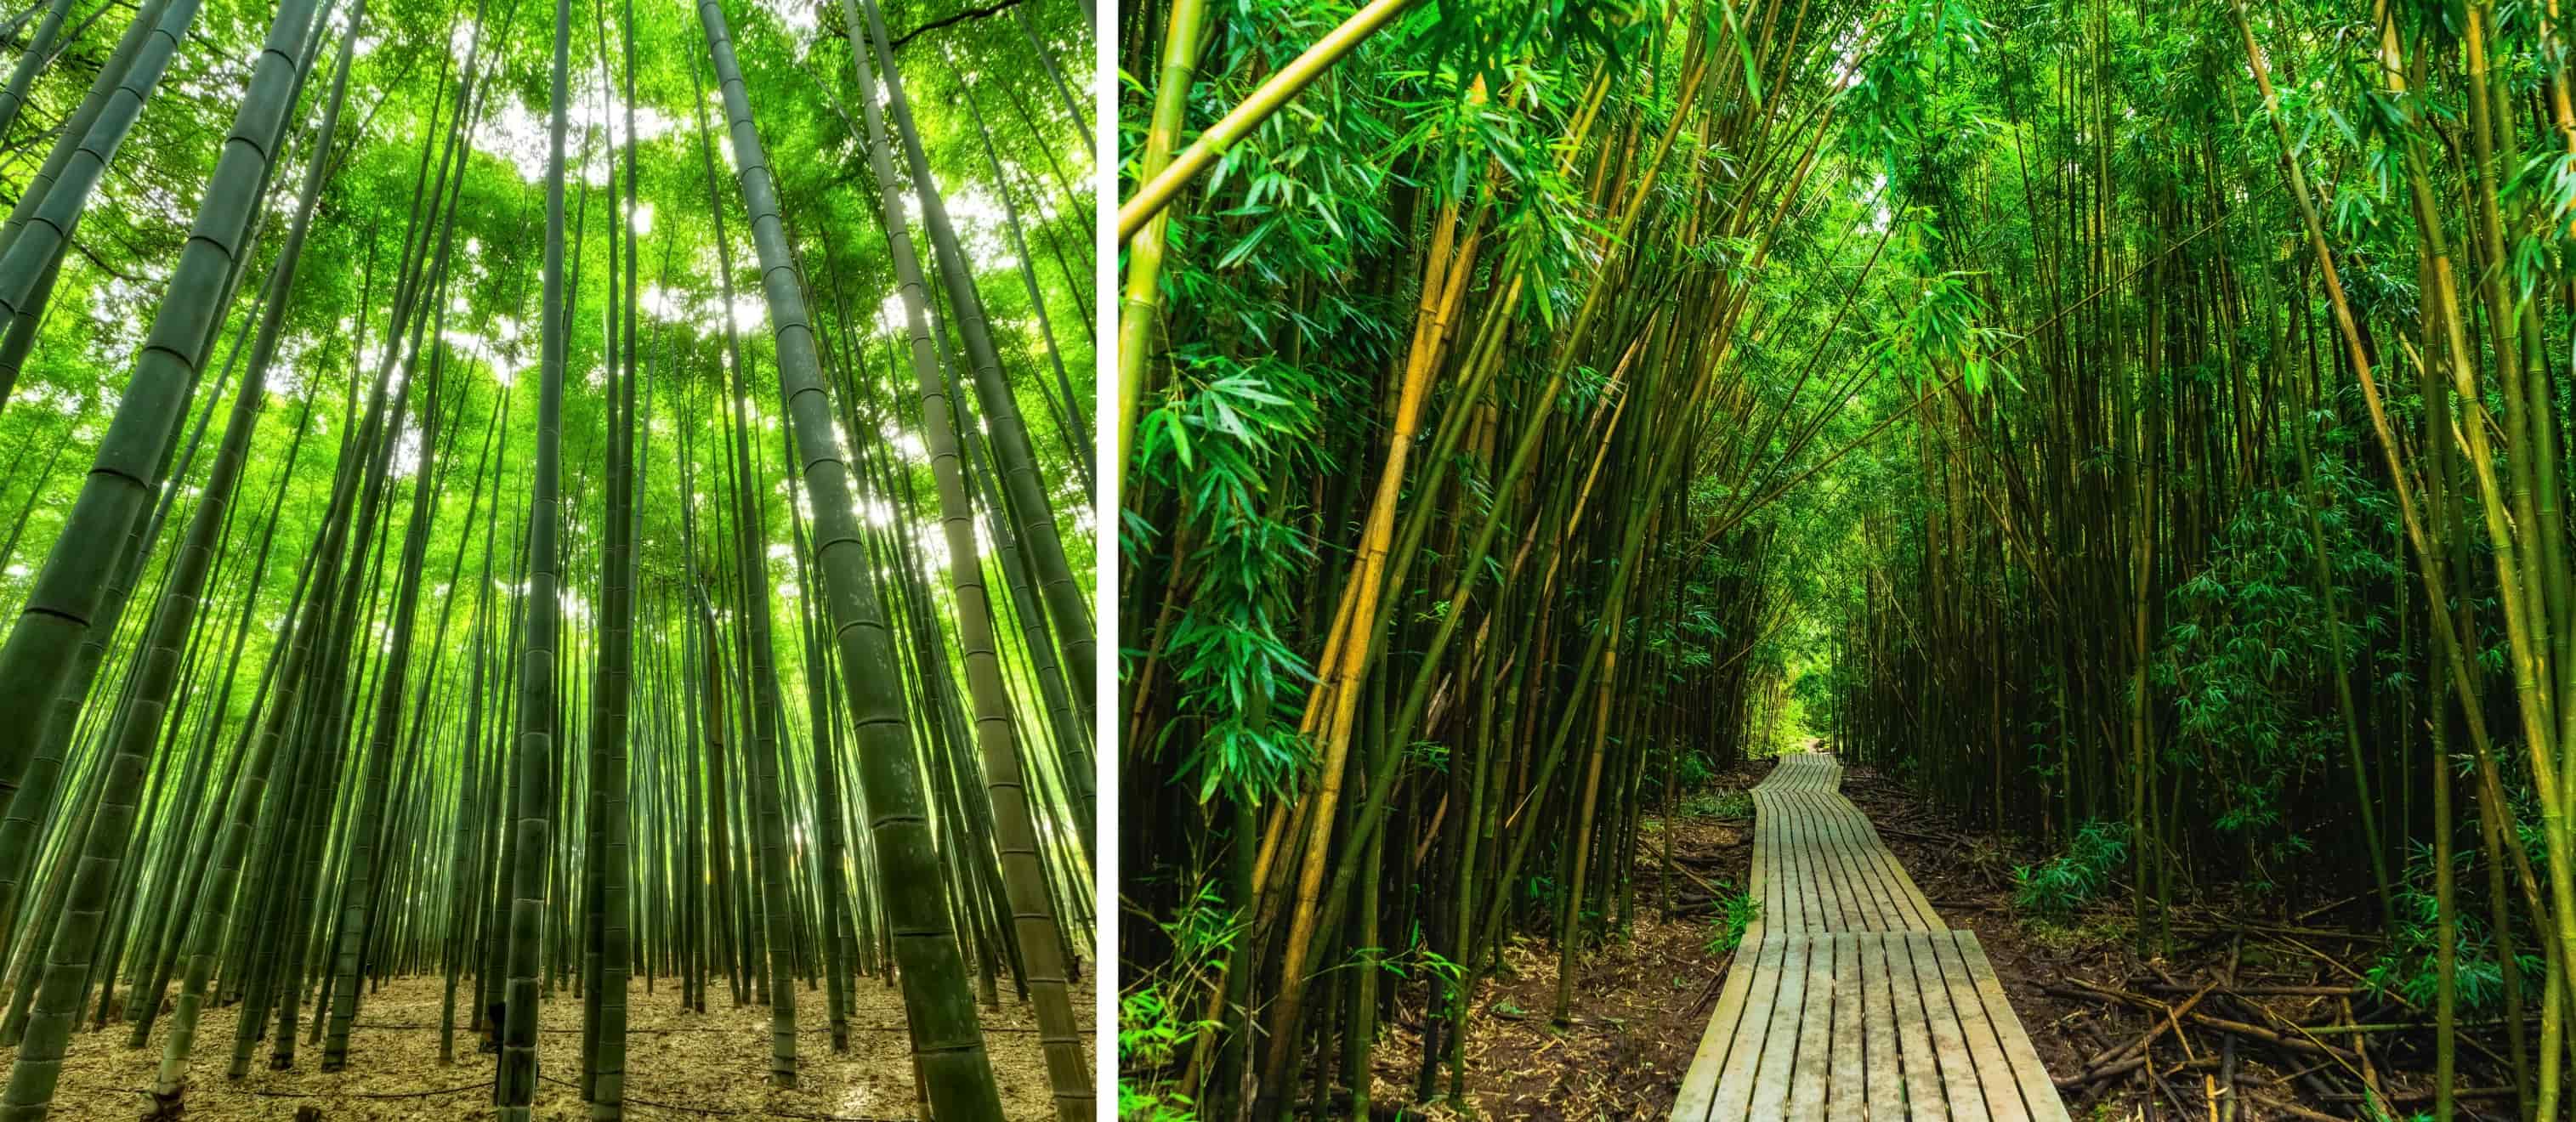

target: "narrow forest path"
[1671,753,2072,1121]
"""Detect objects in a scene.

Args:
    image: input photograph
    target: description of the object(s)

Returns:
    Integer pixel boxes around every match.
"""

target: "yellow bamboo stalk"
[1114,0,1208,502]
[1116,0,1419,241]
[2365,4,2573,1113]
[1255,198,1465,1104]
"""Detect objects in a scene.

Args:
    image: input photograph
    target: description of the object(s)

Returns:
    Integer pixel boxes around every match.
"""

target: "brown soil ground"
[1366,756,2514,1121]
[3,969,1091,1121]
[1841,762,2512,1122]
[1365,760,1769,1120]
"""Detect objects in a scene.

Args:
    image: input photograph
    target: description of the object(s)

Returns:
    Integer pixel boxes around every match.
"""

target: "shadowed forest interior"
[1115,0,2576,1119]
[0,0,1098,1118]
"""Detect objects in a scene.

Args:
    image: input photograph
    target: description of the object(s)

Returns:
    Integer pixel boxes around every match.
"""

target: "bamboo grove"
[1118,1,2576,1121]
[1818,2,2576,1119]
[0,0,1097,1115]
[1118,0,1895,1114]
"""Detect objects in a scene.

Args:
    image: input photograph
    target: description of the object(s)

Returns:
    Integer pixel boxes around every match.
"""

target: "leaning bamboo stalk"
[1250,193,1461,1111]
[2368,25,2576,1111]
[1116,0,1419,241]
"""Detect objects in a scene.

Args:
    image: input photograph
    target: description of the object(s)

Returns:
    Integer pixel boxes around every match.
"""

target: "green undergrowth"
[1759,688,1818,757]
[1116,985,1209,1121]
[2011,819,2130,921]
[2365,842,2544,1016]
[1118,885,1240,1122]
[1682,788,1754,820]
[1705,885,1760,956]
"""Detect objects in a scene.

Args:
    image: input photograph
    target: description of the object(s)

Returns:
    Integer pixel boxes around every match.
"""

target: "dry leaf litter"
[4,968,1090,1121]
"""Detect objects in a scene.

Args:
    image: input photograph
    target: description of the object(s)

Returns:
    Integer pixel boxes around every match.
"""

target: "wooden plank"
[1748,934,1809,1119]
[1711,931,1790,1119]
[1905,932,1987,1118]
[1858,933,1905,1122]
[1813,800,1900,930]
[1670,931,1765,1121]
[1771,793,1807,932]
[1817,805,1854,926]
[1781,795,1824,933]
[1826,932,1865,1122]
[1811,799,1854,927]
[1788,936,1836,1120]
[1799,799,1862,928]
[1762,790,1796,933]
[1792,797,1834,937]
[1925,933,2027,1122]
[1744,793,1772,946]
[1769,792,1796,930]
[1956,932,2072,1122]
[1882,927,1947,1122]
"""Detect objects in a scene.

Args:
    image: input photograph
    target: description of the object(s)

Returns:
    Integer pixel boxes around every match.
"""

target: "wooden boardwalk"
[1671,753,2071,1121]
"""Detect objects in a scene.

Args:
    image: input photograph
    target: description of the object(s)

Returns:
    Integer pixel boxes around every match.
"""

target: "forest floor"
[1365,758,1771,1119]
[6,967,1092,1121]
[1844,763,2507,1121]
[1368,755,2509,1121]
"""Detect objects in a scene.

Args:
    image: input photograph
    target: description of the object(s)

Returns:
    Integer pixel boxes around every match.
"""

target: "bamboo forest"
[1115,0,2576,1119]
[0,0,1098,1113]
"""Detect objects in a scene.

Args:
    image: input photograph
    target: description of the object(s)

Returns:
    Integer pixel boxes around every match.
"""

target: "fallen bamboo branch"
[1653,848,1724,898]
[2051,978,2363,1062]
[2319,1085,2516,1104]
[1870,823,1957,844]
[2053,1052,2220,1089]
[2143,982,2357,997]
[2249,1093,2347,1122]
[2062,981,2216,1080]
